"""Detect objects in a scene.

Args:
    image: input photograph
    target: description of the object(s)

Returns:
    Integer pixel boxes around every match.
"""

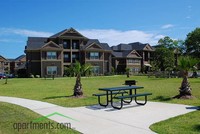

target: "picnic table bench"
[93,91,128,107]
[93,85,152,109]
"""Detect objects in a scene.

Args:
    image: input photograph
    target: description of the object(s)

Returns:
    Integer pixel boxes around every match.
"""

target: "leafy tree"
[73,60,92,97]
[174,56,198,99]
[158,36,178,50]
[153,47,175,71]
[175,40,186,54]
[185,27,200,58]
[158,37,185,54]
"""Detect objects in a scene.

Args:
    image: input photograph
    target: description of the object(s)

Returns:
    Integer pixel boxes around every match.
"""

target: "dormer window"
[47,52,57,59]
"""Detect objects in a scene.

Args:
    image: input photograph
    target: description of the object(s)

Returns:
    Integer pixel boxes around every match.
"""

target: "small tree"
[125,67,130,78]
[174,56,198,99]
[5,76,8,84]
[111,67,115,75]
[73,60,91,97]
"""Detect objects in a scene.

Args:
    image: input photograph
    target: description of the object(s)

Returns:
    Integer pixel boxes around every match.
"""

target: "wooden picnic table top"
[99,85,144,91]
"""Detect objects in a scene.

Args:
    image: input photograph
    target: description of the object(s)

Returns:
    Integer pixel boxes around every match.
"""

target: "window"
[127,59,140,64]
[47,66,57,75]
[47,52,57,59]
[4,62,8,65]
[64,54,69,59]
[63,40,70,49]
[73,42,77,49]
[72,40,79,49]
[90,52,99,60]
[72,54,76,59]
[131,67,140,73]
[63,41,68,49]
[92,66,100,75]
[64,54,70,62]
[72,54,79,62]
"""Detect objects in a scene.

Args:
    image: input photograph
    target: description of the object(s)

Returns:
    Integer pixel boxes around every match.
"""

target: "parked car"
[6,74,15,78]
[0,74,6,79]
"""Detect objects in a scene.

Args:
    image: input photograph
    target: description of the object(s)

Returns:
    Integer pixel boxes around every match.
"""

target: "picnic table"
[93,86,152,109]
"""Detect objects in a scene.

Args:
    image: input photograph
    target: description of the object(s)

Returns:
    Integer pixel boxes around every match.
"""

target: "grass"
[150,111,200,134]
[0,102,79,134]
[0,75,200,133]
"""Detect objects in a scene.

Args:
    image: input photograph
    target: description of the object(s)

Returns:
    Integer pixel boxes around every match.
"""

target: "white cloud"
[0,27,164,46]
[161,24,174,29]
[0,28,53,37]
[0,38,23,43]
[154,35,165,39]
[79,29,162,46]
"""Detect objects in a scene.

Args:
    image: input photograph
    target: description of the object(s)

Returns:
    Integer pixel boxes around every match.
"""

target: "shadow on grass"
[186,106,200,110]
[43,95,73,99]
[152,96,172,101]
[193,124,200,131]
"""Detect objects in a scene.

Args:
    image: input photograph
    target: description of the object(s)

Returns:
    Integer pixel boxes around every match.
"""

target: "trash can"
[124,80,137,86]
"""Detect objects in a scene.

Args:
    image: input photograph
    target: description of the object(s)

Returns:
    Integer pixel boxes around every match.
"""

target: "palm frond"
[178,56,198,71]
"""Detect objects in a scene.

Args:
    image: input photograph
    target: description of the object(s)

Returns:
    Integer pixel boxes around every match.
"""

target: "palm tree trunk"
[73,74,83,97]
[179,75,192,96]
[176,71,192,99]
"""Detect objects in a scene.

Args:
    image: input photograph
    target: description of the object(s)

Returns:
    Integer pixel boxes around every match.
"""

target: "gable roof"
[118,43,132,51]
[112,42,154,51]
[128,42,147,50]
[41,41,62,50]
[0,55,7,61]
[126,50,142,58]
[100,43,112,50]
[81,39,111,51]
[50,27,88,39]
[15,55,26,62]
[26,37,48,50]
[128,42,154,51]
[112,50,141,59]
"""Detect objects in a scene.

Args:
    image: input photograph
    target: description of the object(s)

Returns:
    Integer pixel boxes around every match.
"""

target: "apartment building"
[25,28,112,77]
[111,42,155,73]
[0,55,26,75]
[0,55,7,74]
[25,27,156,77]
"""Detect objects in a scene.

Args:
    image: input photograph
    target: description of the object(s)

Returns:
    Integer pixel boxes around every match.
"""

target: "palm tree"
[73,60,92,97]
[174,56,198,99]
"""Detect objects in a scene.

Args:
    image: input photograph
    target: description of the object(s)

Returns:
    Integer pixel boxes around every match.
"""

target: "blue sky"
[0,0,199,58]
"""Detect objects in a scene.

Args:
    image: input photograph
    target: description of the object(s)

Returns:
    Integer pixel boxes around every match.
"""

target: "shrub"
[30,74,34,78]
[35,75,40,78]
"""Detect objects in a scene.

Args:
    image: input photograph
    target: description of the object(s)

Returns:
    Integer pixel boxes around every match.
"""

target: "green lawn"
[0,102,79,134]
[0,75,200,133]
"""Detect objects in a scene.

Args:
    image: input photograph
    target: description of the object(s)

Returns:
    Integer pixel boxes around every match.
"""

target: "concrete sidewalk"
[0,96,197,134]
